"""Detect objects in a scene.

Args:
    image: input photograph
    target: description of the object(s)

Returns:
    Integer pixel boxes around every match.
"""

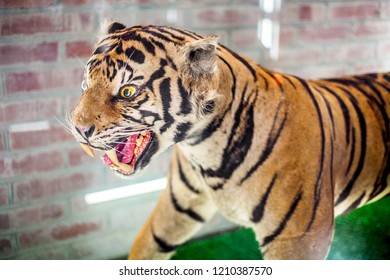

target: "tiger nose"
[76,125,96,140]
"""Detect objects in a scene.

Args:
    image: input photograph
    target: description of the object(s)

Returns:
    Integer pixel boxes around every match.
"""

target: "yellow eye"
[120,85,136,98]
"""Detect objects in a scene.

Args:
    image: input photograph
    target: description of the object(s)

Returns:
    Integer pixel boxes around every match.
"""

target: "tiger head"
[70,22,222,176]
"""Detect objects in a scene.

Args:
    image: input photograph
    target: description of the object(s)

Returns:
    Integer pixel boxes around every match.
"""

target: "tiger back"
[70,22,390,259]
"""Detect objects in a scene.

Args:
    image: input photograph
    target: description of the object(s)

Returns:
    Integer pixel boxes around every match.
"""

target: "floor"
[172,196,390,260]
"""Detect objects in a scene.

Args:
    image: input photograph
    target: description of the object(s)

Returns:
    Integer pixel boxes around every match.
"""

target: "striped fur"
[70,23,390,259]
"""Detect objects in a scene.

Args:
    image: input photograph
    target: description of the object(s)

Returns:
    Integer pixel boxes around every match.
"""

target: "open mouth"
[79,130,154,176]
[101,130,153,175]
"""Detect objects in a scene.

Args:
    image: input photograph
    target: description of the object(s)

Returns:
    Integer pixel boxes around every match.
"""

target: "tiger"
[69,22,390,260]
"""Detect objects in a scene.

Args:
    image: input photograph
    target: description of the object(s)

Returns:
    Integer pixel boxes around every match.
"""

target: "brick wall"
[0,0,389,259]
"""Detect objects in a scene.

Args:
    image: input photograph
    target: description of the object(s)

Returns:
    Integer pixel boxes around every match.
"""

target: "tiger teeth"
[136,135,143,146]
[80,143,95,158]
[141,131,147,136]
[106,149,119,165]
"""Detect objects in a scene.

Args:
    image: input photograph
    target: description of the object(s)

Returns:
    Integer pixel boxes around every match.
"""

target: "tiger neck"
[178,51,279,176]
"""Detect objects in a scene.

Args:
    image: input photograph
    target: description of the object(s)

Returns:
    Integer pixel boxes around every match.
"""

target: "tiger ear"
[179,36,218,78]
[106,22,126,34]
[98,20,126,40]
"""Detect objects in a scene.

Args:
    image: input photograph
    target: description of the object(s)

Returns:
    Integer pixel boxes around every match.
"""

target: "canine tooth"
[80,143,95,158]
[117,162,133,173]
[106,149,119,164]
[141,131,147,136]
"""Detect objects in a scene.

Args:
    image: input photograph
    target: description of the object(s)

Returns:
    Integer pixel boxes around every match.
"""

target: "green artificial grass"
[172,196,390,260]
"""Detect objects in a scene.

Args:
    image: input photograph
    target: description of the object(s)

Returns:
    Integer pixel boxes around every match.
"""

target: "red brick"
[354,60,390,74]
[354,21,390,37]
[0,213,10,230]
[280,27,296,46]
[231,28,261,49]
[0,131,5,152]
[18,229,49,248]
[14,170,104,201]
[66,40,94,59]
[71,230,131,259]
[11,150,63,175]
[51,221,102,240]
[378,41,390,58]
[0,158,11,177]
[0,42,57,66]
[62,0,151,6]
[299,25,350,42]
[68,147,95,166]
[382,2,390,18]
[0,238,12,254]
[13,202,66,227]
[193,7,259,28]
[281,3,326,23]
[289,64,350,80]
[19,218,103,248]
[0,13,94,36]
[0,98,61,125]
[0,0,55,8]
[329,2,379,20]
[325,43,376,62]
[9,125,74,150]
[5,68,83,94]
[268,47,323,67]
[0,185,9,205]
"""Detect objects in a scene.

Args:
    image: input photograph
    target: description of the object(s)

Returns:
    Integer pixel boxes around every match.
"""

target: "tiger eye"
[120,86,136,98]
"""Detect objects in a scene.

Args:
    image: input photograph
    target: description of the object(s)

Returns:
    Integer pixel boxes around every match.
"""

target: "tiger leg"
[128,149,217,259]
[253,184,334,259]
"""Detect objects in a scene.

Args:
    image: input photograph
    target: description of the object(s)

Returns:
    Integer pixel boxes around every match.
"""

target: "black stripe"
[316,87,336,139]
[121,31,156,55]
[298,79,325,232]
[93,43,115,55]
[264,70,283,92]
[341,76,386,105]
[174,122,192,143]
[251,174,277,223]
[258,73,269,91]
[150,37,166,51]
[341,192,365,215]
[188,55,236,146]
[356,77,386,105]
[218,55,236,98]
[262,191,303,246]
[177,78,192,115]
[159,77,175,133]
[178,160,201,194]
[319,85,351,145]
[170,185,204,222]
[283,74,297,89]
[202,84,255,182]
[335,88,367,205]
[240,102,287,184]
[153,232,180,253]
[125,46,145,64]
[138,109,161,125]
[115,40,123,54]
[345,127,356,175]
[153,26,186,42]
[382,73,390,83]
[169,26,203,40]
[141,29,183,45]
[220,44,257,81]
[145,58,167,92]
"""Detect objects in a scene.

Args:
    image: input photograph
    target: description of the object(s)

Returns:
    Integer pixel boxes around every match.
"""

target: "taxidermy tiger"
[70,22,390,260]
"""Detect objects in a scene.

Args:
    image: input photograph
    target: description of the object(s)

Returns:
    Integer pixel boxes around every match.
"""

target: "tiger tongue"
[122,134,138,163]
